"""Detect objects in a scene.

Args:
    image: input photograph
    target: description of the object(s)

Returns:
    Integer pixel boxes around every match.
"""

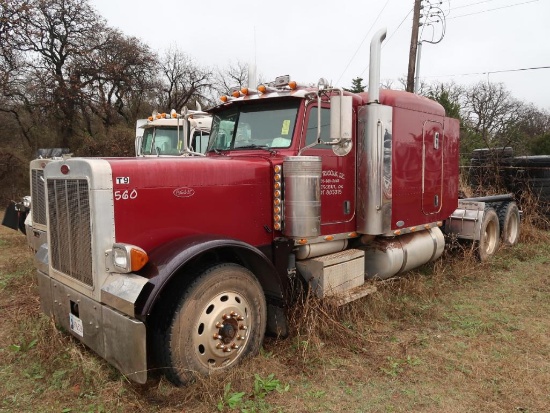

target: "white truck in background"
[136,106,212,156]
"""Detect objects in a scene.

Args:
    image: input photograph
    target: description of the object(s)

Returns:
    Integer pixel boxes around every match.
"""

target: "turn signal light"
[130,248,149,271]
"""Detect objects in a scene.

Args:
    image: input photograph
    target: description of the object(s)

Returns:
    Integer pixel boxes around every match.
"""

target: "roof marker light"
[232,90,241,98]
[220,95,228,102]
[288,80,297,90]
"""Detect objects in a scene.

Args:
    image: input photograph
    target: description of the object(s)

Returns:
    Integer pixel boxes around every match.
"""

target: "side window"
[305,107,332,149]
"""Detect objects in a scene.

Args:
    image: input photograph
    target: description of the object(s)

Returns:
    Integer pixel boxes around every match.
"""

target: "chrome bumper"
[36,270,148,383]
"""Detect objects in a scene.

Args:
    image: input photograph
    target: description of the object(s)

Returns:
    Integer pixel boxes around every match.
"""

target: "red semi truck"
[35,29,520,385]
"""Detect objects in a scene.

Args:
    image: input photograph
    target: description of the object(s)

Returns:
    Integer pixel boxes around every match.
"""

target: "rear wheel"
[498,202,520,246]
[476,208,500,261]
[161,263,266,386]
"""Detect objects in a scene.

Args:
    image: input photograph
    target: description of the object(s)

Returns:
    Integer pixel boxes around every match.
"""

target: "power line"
[421,65,550,79]
[447,0,539,19]
[359,7,413,79]
[448,0,501,11]
[335,0,391,86]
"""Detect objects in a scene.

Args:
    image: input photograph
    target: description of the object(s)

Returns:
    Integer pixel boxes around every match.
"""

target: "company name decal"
[173,187,195,198]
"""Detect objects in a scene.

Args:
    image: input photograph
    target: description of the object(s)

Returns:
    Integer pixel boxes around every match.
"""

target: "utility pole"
[406,0,422,93]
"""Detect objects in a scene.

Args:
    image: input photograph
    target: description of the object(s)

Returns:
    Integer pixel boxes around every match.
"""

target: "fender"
[135,234,288,318]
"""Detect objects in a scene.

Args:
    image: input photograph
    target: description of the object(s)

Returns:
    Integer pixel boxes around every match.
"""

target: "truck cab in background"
[136,107,212,156]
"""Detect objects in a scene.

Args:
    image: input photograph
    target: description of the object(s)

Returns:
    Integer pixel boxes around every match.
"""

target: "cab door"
[299,104,356,233]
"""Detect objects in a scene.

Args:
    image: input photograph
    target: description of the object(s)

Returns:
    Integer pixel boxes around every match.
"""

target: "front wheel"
[161,263,266,386]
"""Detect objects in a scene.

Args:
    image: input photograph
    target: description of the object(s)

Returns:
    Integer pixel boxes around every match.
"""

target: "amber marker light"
[274,165,281,173]
[232,90,240,98]
[274,206,281,214]
[241,87,249,95]
[220,95,228,102]
[274,190,281,198]
[274,182,281,190]
[394,230,402,235]
[258,85,267,93]
[274,223,281,230]
[274,198,281,206]
[297,239,308,245]
[348,232,358,238]
[148,116,153,121]
[288,80,297,90]
[130,248,149,271]
[324,235,334,241]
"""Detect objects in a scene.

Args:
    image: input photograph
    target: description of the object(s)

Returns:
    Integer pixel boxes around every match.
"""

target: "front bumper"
[36,270,148,383]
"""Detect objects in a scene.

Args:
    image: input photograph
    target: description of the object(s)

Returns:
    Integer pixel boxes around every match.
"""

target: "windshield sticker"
[281,120,290,136]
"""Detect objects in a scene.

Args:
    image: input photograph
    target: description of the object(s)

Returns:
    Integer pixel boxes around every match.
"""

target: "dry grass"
[1,216,549,412]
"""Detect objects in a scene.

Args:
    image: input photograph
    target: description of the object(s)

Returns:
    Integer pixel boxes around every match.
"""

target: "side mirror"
[330,95,353,156]
[135,136,142,156]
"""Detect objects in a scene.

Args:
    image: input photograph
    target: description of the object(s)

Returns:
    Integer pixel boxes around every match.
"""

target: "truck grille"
[31,169,47,226]
[47,179,93,287]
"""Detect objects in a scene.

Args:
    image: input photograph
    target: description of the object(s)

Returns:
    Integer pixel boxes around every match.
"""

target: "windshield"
[207,100,300,151]
[141,127,182,155]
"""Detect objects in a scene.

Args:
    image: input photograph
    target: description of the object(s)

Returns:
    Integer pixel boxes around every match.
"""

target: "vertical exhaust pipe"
[368,28,387,104]
[358,28,393,236]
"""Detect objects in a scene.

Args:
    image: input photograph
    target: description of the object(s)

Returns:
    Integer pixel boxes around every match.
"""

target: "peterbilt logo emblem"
[173,187,195,198]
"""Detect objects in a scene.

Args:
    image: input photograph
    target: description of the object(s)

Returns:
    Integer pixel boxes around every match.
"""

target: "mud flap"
[2,201,19,231]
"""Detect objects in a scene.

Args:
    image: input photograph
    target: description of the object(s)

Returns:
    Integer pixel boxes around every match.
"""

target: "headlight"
[110,243,149,273]
[22,196,31,209]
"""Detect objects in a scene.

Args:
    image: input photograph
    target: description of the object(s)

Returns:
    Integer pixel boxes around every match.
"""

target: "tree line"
[1,0,548,201]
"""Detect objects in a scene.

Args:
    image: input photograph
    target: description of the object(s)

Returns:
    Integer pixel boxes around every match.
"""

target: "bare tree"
[462,82,523,150]
[158,47,212,111]
[212,61,249,96]
[78,28,158,128]
[1,0,107,147]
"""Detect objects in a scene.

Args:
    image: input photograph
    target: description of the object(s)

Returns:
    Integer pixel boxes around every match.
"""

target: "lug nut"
[237,316,245,321]
[215,322,224,328]
[224,348,232,353]
[216,343,226,350]
[239,325,248,330]
[231,343,240,349]
[223,314,232,320]
[213,334,222,340]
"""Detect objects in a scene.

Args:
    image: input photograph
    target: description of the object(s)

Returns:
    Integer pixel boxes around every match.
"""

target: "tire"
[498,202,520,246]
[475,208,500,261]
[160,263,266,386]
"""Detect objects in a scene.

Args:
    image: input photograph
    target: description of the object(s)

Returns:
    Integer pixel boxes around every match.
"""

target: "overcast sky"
[90,0,550,110]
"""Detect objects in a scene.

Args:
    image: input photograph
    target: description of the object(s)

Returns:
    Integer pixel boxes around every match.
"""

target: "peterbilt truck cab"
[34,29,519,386]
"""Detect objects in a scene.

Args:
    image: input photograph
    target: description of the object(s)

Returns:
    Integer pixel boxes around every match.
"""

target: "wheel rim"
[483,219,498,254]
[192,291,252,371]
[505,212,519,244]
